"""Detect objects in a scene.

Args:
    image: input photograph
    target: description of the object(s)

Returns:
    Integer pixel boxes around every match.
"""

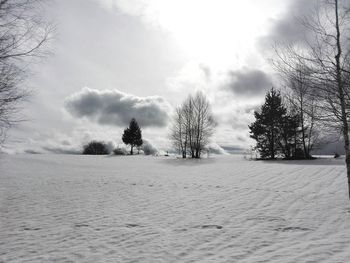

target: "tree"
[0,0,53,145]
[273,0,350,198]
[192,92,216,158]
[170,107,188,158]
[113,147,127,155]
[170,92,215,158]
[249,88,286,159]
[83,141,110,155]
[142,140,158,155]
[279,111,301,159]
[122,118,143,155]
[274,61,321,159]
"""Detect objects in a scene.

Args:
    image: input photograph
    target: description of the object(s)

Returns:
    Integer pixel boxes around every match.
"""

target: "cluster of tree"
[83,118,144,155]
[83,141,111,155]
[271,0,350,198]
[171,92,215,158]
[82,96,216,159]
[113,147,127,155]
[142,140,158,155]
[249,88,318,159]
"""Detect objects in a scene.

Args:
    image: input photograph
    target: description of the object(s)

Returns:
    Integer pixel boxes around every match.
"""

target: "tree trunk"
[300,97,308,158]
[293,126,297,157]
[271,127,275,159]
[195,149,200,158]
[130,145,134,155]
[334,0,350,199]
[344,134,350,200]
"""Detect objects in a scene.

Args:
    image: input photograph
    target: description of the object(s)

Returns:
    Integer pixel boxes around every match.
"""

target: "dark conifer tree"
[279,113,301,159]
[122,118,143,155]
[249,88,286,159]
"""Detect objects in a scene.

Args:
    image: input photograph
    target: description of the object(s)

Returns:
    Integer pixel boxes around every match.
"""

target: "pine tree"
[279,113,301,159]
[249,88,286,159]
[122,118,143,155]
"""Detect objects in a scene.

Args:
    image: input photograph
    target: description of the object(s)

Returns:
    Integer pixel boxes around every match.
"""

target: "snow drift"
[0,154,350,262]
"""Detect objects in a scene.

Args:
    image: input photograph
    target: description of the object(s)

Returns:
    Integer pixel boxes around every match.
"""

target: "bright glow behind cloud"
[99,0,284,70]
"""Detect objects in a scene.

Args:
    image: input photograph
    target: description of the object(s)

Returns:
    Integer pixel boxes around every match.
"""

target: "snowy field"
[1,154,350,262]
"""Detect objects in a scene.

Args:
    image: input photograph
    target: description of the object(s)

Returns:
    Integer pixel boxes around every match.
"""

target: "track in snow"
[1,154,350,262]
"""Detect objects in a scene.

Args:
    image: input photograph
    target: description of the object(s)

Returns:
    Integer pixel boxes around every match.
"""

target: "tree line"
[249,88,319,160]
[280,0,350,198]
[249,0,350,198]
[83,92,217,159]
[83,118,143,155]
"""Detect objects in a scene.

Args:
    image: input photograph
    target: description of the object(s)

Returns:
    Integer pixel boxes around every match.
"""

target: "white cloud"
[97,0,285,69]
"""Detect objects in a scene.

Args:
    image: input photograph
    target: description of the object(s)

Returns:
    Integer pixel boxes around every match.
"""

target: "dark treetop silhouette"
[122,118,143,155]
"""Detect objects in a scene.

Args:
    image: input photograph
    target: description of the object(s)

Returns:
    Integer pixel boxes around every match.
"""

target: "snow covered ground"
[1,154,350,262]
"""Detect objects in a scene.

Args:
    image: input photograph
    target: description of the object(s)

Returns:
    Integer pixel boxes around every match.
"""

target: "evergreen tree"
[122,118,143,155]
[279,113,301,159]
[249,88,286,159]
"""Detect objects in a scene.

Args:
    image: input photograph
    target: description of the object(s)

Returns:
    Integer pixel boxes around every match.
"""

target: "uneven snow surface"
[1,154,350,262]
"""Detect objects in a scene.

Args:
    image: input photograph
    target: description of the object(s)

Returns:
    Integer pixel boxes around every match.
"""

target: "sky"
[3,0,327,154]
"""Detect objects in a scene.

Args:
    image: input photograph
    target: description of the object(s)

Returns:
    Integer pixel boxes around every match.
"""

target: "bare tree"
[0,0,53,145]
[192,92,215,158]
[276,64,321,158]
[273,0,350,198]
[183,95,195,157]
[170,92,215,158]
[170,107,188,158]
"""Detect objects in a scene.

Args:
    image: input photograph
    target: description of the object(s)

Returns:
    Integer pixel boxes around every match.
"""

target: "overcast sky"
[4,0,322,154]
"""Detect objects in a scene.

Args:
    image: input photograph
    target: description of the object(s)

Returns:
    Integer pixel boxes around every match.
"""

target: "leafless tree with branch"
[0,0,54,145]
[170,92,215,158]
[273,0,350,198]
[275,62,323,158]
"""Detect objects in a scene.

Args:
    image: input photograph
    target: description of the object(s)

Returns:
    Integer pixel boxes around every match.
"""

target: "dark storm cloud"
[258,0,318,49]
[220,145,245,154]
[225,69,272,96]
[207,144,228,155]
[65,88,171,127]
